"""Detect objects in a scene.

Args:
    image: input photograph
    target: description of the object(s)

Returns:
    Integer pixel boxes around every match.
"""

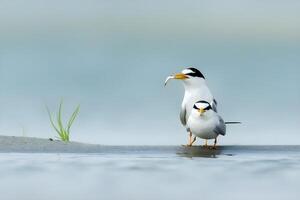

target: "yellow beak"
[174,73,188,80]
[198,108,205,115]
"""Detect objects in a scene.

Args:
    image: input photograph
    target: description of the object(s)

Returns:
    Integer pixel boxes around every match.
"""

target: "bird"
[165,67,218,146]
[186,100,226,148]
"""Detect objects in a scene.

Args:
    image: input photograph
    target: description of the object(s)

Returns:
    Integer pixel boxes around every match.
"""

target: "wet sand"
[0,135,299,157]
[0,135,103,153]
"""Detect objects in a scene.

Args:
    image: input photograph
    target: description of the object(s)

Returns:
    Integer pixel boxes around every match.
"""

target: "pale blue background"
[0,0,299,144]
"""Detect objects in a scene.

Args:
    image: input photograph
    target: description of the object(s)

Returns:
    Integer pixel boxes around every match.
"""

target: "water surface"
[1,146,300,200]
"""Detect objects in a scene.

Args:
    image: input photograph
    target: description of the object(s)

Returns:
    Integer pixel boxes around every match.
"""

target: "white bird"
[165,67,217,146]
[186,100,226,148]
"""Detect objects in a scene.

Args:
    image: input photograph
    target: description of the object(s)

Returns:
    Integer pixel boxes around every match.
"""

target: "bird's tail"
[225,122,242,125]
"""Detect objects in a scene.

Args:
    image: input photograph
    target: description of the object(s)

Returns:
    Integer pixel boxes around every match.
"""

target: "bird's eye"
[204,106,212,111]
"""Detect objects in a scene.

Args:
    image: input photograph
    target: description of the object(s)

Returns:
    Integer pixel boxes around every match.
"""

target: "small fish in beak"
[164,75,174,86]
[164,73,188,86]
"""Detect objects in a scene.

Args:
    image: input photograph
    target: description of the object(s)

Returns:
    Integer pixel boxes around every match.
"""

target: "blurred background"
[0,0,299,145]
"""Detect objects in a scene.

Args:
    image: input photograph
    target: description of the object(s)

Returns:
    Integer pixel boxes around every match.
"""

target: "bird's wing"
[180,106,187,126]
[212,99,218,112]
[214,116,226,136]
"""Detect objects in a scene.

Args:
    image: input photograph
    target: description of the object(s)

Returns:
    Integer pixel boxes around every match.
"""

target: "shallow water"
[1,146,300,200]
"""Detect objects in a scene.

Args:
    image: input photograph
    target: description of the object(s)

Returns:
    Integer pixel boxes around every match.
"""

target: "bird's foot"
[202,139,209,148]
[201,145,217,150]
[182,143,193,147]
[209,145,217,150]
[183,141,196,147]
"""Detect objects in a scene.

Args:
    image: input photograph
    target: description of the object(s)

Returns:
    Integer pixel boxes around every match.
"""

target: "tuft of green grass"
[46,101,80,142]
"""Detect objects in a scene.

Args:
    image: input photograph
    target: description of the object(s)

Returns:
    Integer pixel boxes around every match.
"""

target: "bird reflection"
[176,146,226,158]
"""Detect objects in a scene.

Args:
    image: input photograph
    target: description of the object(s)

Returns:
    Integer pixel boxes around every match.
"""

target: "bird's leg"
[203,139,208,148]
[186,132,192,146]
[190,136,196,146]
[186,132,195,146]
[213,137,218,149]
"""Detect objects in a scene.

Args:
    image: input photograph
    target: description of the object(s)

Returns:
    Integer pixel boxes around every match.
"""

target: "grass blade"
[57,100,65,134]
[67,105,80,132]
[46,106,60,135]
[46,100,79,142]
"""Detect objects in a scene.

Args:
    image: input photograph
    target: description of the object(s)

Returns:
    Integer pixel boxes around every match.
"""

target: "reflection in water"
[176,145,300,158]
[176,146,222,158]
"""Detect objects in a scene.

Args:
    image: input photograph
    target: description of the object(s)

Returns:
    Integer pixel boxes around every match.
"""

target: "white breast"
[182,86,214,123]
[187,113,219,139]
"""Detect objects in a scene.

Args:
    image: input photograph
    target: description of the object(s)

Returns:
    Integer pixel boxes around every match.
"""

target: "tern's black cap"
[186,68,205,79]
[193,100,212,110]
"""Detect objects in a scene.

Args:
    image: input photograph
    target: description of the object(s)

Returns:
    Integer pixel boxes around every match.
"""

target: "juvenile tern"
[165,67,217,145]
[186,100,226,148]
